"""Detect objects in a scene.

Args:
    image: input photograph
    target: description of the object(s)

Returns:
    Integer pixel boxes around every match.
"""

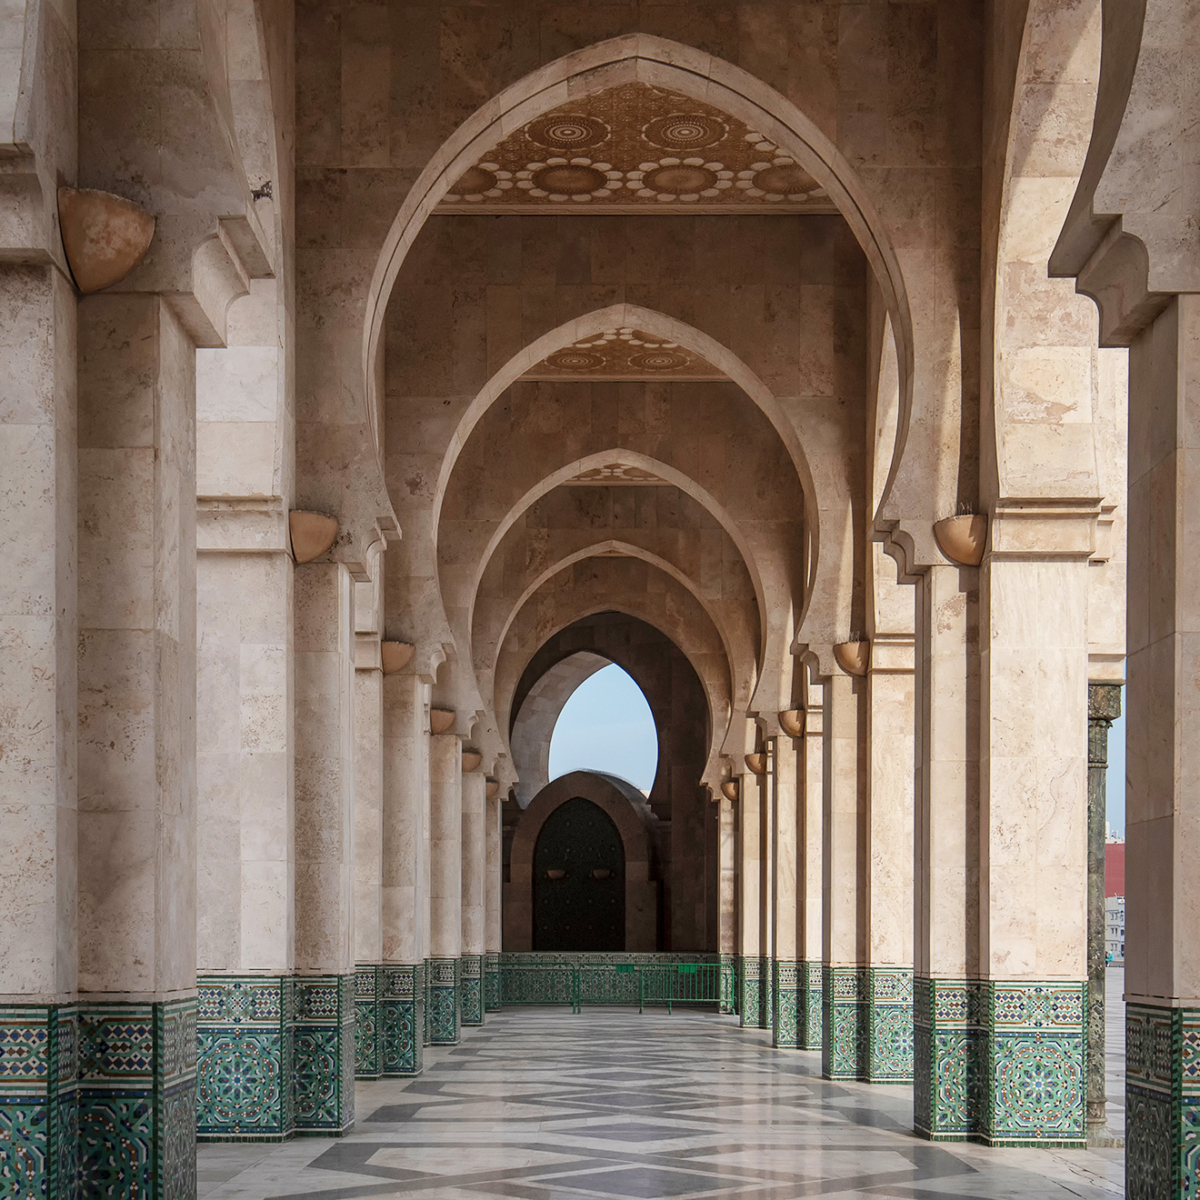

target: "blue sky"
[548,663,658,793]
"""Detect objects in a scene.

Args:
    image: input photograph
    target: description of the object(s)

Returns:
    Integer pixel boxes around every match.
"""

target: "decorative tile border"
[864,967,914,1083]
[739,955,762,1029]
[197,976,293,1142]
[822,966,868,1079]
[1126,1002,1200,1198]
[460,955,484,1027]
[354,965,381,1080]
[718,955,737,1015]
[772,960,800,1048]
[294,976,354,1137]
[799,961,823,1049]
[0,1003,78,1199]
[78,997,197,1199]
[380,965,423,1076]
[423,959,432,1047]
[914,978,1086,1148]
[485,953,501,1012]
[428,959,460,1045]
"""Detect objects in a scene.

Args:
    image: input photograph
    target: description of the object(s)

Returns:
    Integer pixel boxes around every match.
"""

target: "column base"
[719,955,737,1015]
[485,952,501,1011]
[864,967,914,1083]
[294,976,355,1137]
[914,978,1086,1147]
[197,976,292,1141]
[380,965,424,1076]
[772,960,801,1048]
[354,965,381,1080]
[798,961,822,1049]
[1125,1002,1200,1198]
[738,956,762,1028]
[423,958,432,1046]
[823,966,867,1079]
[460,955,484,1026]
[428,958,460,1045]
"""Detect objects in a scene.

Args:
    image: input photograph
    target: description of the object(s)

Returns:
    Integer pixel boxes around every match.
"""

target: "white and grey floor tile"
[198,1006,1124,1199]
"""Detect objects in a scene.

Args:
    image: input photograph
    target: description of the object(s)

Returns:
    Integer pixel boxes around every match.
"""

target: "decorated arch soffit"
[491,555,734,789]
[362,33,915,520]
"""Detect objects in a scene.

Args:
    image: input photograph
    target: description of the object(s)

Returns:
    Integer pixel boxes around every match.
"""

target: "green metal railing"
[498,954,736,1015]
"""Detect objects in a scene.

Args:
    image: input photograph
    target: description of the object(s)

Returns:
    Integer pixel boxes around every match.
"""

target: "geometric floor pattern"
[199,1006,1124,1199]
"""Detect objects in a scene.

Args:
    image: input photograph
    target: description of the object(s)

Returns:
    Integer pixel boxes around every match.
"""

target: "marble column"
[772,735,802,1048]
[380,670,428,1075]
[717,794,737,1013]
[914,563,980,1139]
[193,286,297,1141]
[736,768,765,1026]
[1087,683,1120,1135]
[799,691,824,1049]
[485,789,503,1011]
[429,730,463,1044]
[76,293,198,1187]
[461,764,486,1026]
[976,520,1091,1148]
[1124,296,1200,1197]
[0,264,80,1196]
[353,644,384,1079]
[822,669,866,1080]
[863,637,916,1083]
[293,561,356,1135]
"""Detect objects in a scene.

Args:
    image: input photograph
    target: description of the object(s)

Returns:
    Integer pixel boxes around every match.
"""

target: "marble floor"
[198,974,1127,1200]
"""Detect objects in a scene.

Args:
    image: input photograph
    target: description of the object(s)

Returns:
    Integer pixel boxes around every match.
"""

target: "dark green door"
[533,797,625,951]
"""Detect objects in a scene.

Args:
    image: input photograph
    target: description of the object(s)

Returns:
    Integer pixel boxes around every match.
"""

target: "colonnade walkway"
[198,983,1126,1200]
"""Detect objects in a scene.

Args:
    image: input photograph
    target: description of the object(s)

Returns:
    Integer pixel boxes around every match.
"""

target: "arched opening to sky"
[548,663,658,795]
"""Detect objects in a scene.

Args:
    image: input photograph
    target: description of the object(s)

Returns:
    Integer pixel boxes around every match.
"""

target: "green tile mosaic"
[380,964,423,1077]
[428,959,460,1045]
[772,960,801,1048]
[864,967,914,1083]
[799,961,823,1050]
[485,953,501,1012]
[293,976,355,1137]
[354,965,381,1081]
[460,955,484,1027]
[197,976,293,1141]
[1126,1002,1200,1198]
[739,955,762,1029]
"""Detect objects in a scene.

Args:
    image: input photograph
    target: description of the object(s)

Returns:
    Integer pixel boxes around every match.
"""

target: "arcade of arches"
[3,1,1199,1197]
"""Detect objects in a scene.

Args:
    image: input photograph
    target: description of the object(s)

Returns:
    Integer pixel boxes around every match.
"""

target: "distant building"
[1106,842,1125,898]
[1106,897,1126,964]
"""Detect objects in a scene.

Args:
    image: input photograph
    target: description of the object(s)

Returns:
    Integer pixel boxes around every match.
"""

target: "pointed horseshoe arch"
[362,33,915,532]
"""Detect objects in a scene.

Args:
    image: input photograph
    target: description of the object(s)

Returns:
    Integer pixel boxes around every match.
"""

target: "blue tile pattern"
[1126,1002,1200,1198]
[914,977,1085,1147]
[294,976,354,1135]
[196,976,293,1141]
[460,955,484,1027]
[380,964,423,1077]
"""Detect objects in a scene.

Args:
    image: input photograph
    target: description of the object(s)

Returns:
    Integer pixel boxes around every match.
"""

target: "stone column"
[736,768,764,1026]
[913,562,980,1139]
[485,787,503,1010]
[772,734,801,1048]
[380,670,428,1075]
[460,761,486,1026]
[293,560,356,1135]
[353,640,384,1079]
[1087,683,1120,1135]
[799,691,824,1049]
[976,515,1091,1148]
[0,264,81,1192]
[822,669,866,1079]
[429,729,463,1043]
[76,293,199,1185]
[717,793,737,1013]
[863,636,916,1083]
[1124,296,1200,1197]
